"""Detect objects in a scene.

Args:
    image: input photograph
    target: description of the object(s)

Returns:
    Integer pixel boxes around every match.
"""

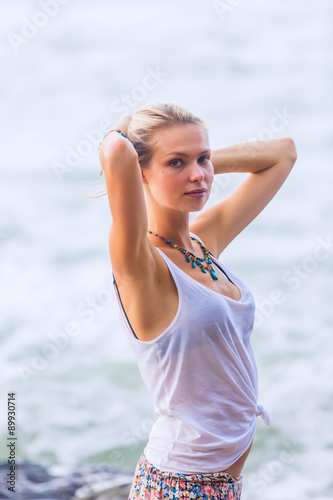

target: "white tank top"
[112,232,271,474]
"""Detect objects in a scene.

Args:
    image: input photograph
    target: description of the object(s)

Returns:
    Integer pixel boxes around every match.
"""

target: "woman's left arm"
[191,137,297,255]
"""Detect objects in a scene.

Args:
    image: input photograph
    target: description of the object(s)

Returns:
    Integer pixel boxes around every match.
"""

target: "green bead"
[208,259,212,264]
[192,262,196,268]
[211,271,218,280]
[201,268,207,273]
[186,256,191,262]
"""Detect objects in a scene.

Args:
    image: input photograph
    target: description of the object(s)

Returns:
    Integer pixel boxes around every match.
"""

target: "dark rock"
[0,459,134,500]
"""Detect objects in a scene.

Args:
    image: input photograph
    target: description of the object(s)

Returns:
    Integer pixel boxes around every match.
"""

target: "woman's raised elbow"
[99,133,138,171]
[281,137,297,165]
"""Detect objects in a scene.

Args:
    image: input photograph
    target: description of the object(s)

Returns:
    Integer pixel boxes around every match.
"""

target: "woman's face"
[142,123,214,212]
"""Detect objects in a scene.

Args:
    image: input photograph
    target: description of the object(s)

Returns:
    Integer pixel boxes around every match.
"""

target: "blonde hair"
[87,102,207,199]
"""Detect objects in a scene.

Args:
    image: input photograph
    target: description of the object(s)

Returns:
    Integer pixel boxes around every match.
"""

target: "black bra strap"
[112,273,139,339]
[208,252,234,284]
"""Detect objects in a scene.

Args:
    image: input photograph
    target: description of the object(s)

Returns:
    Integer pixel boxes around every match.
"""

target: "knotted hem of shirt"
[255,404,272,426]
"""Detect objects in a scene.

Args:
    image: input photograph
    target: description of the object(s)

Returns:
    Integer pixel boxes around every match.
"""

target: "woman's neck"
[147,220,196,251]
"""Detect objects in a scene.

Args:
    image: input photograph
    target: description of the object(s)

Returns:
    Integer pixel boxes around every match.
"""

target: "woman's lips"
[185,189,206,198]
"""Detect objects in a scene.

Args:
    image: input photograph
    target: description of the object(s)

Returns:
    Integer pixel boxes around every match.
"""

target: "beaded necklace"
[148,230,219,281]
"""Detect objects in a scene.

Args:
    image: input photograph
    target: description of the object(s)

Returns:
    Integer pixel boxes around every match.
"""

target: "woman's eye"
[198,155,210,163]
[170,159,182,167]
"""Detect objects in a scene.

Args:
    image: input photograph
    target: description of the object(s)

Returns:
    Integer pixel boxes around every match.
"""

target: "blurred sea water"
[1,1,332,498]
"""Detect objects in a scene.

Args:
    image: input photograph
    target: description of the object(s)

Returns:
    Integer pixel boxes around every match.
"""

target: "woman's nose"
[189,162,205,181]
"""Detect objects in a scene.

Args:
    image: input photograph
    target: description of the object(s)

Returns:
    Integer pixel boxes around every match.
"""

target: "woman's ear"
[141,168,148,184]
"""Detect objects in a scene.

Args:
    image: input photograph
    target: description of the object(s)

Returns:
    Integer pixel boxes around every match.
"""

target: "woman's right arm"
[99,132,150,281]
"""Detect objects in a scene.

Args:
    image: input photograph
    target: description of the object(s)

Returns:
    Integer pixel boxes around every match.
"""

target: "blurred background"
[1,0,332,498]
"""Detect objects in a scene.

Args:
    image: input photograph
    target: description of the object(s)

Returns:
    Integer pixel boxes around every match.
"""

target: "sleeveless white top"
[112,232,271,474]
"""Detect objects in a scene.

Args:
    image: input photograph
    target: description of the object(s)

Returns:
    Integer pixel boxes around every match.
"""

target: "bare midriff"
[222,440,253,477]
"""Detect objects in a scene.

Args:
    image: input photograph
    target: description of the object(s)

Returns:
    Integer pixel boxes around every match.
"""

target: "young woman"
[98,103,297,499]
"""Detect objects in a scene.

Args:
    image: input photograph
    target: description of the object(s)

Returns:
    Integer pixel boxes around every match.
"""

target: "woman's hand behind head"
[99,128,137,173]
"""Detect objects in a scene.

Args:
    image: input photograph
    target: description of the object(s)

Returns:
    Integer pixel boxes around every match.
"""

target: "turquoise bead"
[148,230,219,281]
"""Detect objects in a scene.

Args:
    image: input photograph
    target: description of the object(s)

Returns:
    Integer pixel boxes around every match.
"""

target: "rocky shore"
[0,459,134,500]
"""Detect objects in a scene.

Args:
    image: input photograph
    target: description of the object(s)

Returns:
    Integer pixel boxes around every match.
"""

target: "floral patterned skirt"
[128,453,243,499]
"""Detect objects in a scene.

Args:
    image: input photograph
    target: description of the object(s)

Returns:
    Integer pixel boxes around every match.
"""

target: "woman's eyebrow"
[163,149,211,158]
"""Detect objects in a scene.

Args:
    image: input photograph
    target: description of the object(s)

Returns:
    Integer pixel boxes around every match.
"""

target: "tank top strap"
[189,232,233,284]
[154,246,185,281]
[189,231,203,244]
[112,250,184,341]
